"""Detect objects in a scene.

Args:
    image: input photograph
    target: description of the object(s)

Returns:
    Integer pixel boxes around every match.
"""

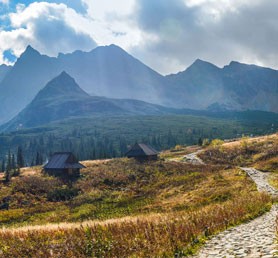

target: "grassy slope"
[199,134,278,187]
[0,134,277,257]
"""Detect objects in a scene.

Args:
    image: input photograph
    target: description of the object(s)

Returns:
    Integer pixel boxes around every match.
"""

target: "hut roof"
[44,152,85,169]
[125,143,158,157]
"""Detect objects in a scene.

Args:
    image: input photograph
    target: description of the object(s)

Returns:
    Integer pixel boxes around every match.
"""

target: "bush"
[210,139,224,148]
[47,187,79,202]
[12,176,61,196]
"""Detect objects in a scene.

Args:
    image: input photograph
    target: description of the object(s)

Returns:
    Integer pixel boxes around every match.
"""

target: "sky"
[0,0,277,75]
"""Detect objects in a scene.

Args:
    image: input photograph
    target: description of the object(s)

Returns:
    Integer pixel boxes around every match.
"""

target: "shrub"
[210,139,224,148]
[12,176,61,196]
[47,187,79,202]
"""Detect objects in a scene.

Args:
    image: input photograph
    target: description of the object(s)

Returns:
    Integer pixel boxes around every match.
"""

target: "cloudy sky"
[0,0,277,74]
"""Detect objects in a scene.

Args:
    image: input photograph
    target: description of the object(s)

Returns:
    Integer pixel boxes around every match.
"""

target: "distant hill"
[0,45,277,124]
[0,72,173,131]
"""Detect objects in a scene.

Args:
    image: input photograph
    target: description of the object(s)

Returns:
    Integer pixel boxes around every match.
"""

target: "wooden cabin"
[44,152,85,178]
[125,143,158,161]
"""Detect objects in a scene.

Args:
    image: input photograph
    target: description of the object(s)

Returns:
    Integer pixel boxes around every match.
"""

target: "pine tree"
[4,151,12,182]
[35,152,40,165]
[17,146,25,168]
[1,159,5,173]
[11,154,15,170]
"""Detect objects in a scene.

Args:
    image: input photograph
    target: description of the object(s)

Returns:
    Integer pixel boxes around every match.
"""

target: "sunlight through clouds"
[0,0,277,74]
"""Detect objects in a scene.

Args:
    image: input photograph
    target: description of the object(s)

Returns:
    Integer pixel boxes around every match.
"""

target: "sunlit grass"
[0,192,271,257]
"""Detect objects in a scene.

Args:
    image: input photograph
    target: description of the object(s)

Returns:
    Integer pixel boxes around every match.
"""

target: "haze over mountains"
[1,72,178,131]
[0,64,12,83]
[0,44,277,125]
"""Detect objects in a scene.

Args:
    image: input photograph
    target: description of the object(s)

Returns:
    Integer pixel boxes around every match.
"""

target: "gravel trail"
[192,168,278,258]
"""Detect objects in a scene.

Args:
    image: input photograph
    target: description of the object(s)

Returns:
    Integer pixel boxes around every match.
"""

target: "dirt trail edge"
[192,167,278,258]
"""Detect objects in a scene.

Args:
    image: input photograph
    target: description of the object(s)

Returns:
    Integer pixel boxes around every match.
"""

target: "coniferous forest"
[0,113,276,169]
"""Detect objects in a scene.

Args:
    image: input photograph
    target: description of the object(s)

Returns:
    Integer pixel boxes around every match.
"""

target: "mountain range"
[0,44,277,125]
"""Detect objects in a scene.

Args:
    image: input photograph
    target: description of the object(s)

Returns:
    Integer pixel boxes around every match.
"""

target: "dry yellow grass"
[222,133,278,148]
[0,192,271,258]
[0,212,164,234]
[81,159,111,167]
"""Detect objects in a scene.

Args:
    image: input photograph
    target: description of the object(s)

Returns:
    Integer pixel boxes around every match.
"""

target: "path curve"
[192,167,278,258]
[240,167,278,197]
[182,151,204,165]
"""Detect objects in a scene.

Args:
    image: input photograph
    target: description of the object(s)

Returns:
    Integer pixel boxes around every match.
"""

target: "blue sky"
[0,0,277,74]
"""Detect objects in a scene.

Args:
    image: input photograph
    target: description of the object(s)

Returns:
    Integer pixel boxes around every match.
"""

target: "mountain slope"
[222,61,278,112]
[0,46,60,123]
[0,72,171,131]
[164,59,224,109]
[0,64,12,83]
[165,60,278,112]
[59,44,165,102]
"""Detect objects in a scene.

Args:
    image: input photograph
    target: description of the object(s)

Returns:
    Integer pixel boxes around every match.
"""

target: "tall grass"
[0,192,271,257]
[199,134,278,167]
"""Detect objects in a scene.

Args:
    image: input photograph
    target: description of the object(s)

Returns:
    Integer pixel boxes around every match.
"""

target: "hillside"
[0,134,276,257]
[0,45,277,124]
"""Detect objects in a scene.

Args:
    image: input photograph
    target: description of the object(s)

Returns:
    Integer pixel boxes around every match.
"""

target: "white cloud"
[0,2,96,63]
[133,0,278,74]
[82,0,135,20]
[0,1,143,65]
[79,0,142,49]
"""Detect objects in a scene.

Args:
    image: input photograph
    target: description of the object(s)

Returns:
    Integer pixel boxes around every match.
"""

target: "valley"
[0,134,277,257]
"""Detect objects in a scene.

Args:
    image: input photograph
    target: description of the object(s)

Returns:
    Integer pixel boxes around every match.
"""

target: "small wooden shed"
[125,143,158,161]
[44,152,85,178]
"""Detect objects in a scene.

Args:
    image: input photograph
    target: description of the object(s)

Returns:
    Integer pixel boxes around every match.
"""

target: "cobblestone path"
[192,168,278,258]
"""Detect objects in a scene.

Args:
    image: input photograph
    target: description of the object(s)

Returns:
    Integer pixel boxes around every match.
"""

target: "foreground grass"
[0,158,259,227]
[0,192,271,258]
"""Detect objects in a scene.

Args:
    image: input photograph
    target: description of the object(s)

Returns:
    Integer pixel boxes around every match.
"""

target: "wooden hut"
[125,143,158,161]
[44,152,85,178]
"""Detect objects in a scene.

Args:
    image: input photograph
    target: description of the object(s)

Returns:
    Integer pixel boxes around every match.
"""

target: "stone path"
[191,167,278,258]
[240,167,278,197]
[183,151,204,165]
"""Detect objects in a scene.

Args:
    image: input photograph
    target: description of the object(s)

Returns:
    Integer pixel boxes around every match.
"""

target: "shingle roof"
[125,143,158,157]
[44,152,85,169]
